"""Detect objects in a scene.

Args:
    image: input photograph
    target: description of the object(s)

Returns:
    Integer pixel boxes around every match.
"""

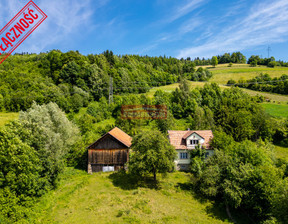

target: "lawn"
[25,168,237,224]
[0,112,19,127]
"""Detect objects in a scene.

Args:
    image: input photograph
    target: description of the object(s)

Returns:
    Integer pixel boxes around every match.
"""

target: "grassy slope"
[202,63,288,84]
[27,168,233,224]
[261,103,288,118]
[147,64,288,101]
[0,112,18,127]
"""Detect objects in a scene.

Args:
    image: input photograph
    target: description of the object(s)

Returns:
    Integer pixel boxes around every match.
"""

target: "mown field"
[23,168,245,224]
[202,63,288,84]
[261,103,288,118]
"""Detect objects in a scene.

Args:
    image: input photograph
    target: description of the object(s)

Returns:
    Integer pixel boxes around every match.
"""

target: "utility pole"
[109,76,113,104]
[267,46,271,58]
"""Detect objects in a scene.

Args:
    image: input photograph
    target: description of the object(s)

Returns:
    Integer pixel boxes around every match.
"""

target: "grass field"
[146,64,288,104]
[202,64,288,84]
[261,103,288,118]
[25,168,238,224]
[0,112,18,127]
[146,80,288,103]
[274,145,288,161]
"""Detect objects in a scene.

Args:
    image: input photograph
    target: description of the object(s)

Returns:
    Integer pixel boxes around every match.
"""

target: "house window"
[180,152,188,159]
[190,139,199,145]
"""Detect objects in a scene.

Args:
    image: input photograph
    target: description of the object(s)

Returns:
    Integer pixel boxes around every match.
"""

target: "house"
[168,130,214,171]
[87,127,132,173]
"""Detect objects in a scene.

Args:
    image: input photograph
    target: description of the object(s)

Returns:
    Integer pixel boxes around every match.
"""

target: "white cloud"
[0,0,107,53]
[168,0,208,23]
[177,0,288,58]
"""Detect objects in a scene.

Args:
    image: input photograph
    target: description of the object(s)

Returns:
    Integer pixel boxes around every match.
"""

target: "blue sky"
[1,0,288,61]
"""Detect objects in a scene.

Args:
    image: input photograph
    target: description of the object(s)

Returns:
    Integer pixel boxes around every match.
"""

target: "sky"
[1,0,288,61]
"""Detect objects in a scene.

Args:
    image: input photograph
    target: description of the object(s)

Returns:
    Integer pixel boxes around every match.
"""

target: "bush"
[268,61,277,68]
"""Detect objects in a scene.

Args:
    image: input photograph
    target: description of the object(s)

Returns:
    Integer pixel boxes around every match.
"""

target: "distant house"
[168,130,214,171]
[87,127,132,173]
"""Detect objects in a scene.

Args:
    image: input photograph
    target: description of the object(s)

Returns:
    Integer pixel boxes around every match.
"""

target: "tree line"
[0,50,216,113]
[227,73,288,95]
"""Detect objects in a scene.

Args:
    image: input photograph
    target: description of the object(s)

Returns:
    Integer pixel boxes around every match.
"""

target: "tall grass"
[21,168,234,224]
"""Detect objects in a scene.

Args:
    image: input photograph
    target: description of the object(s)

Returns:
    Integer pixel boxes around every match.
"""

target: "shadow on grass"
[175,175,231,223]
[206,204,254,224]
[176,182,209,204]
[108,171,161,190]
[204,203,232,223]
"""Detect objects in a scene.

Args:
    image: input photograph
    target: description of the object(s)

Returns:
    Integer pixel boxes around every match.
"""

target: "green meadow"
[261,103,288,118]
[146,64,288,104]
[23,167,243,224]
[204,63,288,84]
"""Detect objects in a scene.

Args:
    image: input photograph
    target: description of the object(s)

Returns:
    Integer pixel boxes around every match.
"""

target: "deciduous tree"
[129,130,176,181]
[211,56,218,67]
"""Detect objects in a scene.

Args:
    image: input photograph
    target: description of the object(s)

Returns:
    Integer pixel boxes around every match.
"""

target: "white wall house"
[168,130,214,171]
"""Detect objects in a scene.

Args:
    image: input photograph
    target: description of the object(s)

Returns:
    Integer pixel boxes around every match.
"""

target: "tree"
[129,130,176,181]
[198,140,282,222]
[211,56,218,67]
[272,179,288,223]
[268,61,277,68]
[155,111,175,134]
[0,94,4,111]
[250,60,257,67]
[0,123,43,221]
[19,102,79,185]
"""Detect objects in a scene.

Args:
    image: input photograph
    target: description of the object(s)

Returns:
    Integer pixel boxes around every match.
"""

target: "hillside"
[24,168,238,224]
[148,64,288,100]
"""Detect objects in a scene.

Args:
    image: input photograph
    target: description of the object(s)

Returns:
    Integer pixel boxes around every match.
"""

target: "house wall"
[175,149,190,171]
[175,148,214,171]
[186,133,205,149]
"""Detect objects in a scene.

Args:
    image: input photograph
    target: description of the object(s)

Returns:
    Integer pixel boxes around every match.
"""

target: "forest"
[0,51,288,223]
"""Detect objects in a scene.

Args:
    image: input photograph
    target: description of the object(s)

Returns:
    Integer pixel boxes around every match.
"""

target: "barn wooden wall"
[88,149,128,165]
[88,135,126,149]
[87,134,130,173]
[91,164,124,172]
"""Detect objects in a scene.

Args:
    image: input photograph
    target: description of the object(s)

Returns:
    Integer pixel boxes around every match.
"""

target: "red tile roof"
[108,127,132,147]
[168,130,213,149]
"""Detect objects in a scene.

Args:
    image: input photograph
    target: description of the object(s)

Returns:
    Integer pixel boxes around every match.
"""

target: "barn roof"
[87,127,132,149]
[108,127,132,147]
[168,130,213,150]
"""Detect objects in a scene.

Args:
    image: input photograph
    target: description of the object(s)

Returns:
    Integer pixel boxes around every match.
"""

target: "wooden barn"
[87,127,132,173]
